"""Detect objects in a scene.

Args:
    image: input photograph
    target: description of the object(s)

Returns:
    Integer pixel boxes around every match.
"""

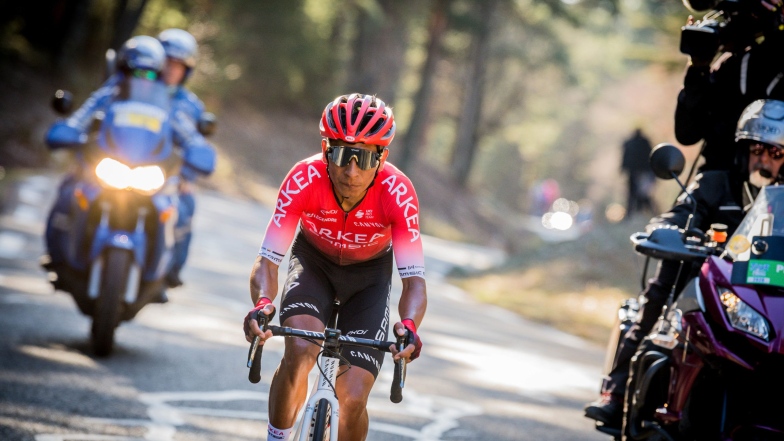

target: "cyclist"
[243,93,426,441]
[585,99,784,429]
[157,28,215,288]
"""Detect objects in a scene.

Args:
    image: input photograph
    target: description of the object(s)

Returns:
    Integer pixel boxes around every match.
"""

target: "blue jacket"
[46,73,216,180]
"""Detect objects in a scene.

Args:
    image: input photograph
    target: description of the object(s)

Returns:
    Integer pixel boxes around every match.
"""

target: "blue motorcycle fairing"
[84,187,178,281]
[46,122,88,149]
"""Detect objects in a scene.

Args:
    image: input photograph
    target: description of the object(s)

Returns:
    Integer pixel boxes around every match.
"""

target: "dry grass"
[449,217,656,345]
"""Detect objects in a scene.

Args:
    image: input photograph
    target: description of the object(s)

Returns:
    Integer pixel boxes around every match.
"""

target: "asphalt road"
[0,173,611,441]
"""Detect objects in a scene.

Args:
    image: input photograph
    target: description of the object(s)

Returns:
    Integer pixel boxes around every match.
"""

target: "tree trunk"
[348,0,416,103]
[110,0,149,51]
[450,0,496,188]
[397,0,450,174]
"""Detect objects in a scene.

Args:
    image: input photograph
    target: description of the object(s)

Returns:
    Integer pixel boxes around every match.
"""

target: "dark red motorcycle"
[603,145,784,440]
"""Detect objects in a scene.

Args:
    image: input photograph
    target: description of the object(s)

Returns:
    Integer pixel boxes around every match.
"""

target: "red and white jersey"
[259,154,425,279]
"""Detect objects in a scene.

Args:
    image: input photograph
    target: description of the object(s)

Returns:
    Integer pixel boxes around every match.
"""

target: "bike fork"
[297,354,340,441]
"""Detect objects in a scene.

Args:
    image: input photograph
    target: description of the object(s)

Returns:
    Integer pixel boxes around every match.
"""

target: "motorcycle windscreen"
[728,185,784,287]
[96,78,175,165]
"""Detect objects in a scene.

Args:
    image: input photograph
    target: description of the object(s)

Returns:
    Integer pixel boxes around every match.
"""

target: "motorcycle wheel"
[309,398,331,441]
[91,249,132,356]
[621,348,671,441]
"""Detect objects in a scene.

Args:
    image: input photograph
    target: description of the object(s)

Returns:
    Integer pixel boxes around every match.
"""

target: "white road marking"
[428,332,598,402]
[34,388,481,441]
[0,231,26,257]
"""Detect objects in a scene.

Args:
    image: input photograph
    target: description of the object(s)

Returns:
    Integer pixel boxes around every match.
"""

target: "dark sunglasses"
[749,142,784,160]
[326,146,382,170]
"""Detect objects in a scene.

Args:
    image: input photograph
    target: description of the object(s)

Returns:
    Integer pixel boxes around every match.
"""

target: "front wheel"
[91,249,132,356]
[621,347,671,441]
[309,398,331,440]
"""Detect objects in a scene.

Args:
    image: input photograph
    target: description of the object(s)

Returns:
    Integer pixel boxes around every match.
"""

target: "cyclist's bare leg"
[267,315,323,430]
[334,366,375,441]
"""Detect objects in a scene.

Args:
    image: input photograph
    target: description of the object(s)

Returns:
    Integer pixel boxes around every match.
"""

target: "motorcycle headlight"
[95,158,165,193]
[718,287,771,341]
[131,165,166,193]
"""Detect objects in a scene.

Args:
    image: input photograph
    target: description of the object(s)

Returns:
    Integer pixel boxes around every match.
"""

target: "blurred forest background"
[0,0,703,341]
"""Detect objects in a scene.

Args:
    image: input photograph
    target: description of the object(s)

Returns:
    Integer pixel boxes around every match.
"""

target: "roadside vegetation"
[449,216,656,345]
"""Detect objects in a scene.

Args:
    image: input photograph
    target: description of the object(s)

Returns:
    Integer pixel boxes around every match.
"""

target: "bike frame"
[292,328,342,441]
[247,300,407,441]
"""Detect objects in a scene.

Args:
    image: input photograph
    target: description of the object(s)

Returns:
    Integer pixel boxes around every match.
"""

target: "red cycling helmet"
[319,93,396,146]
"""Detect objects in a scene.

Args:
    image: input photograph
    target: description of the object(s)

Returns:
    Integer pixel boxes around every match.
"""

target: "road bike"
[246,300,409,441]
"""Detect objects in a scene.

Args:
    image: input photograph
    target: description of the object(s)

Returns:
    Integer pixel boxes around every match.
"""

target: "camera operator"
[675,0,784,174]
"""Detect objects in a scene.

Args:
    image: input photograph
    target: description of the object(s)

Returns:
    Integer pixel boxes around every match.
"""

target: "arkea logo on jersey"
[380,175,420,242]
[273,164,322,227]
[303,220,386,246]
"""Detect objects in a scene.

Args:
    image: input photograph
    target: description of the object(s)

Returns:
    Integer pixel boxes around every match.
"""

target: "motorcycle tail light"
[718,287,771,341]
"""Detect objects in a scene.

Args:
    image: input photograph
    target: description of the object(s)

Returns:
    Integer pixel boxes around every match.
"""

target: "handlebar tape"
[247,313,270,384]
[390,329,409,403]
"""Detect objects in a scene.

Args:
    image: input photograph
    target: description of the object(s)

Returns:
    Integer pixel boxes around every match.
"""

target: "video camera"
[680,0,779,59]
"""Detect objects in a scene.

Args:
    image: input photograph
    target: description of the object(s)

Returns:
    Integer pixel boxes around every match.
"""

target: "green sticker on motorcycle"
[746,260,784,287]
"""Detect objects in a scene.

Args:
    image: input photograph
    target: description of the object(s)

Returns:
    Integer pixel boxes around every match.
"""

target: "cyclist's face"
[162,58,187,86]
[324,140,387,204]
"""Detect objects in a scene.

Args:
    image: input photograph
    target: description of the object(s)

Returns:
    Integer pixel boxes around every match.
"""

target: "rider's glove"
[401,319,423,361]
[243,297,275,339]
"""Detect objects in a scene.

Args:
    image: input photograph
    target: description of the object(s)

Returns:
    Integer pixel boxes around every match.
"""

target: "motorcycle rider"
[675,0,784,173]
[157,28,212,288]
[585,98,784,429]
[44,35,215,290]
[243,93,426,441]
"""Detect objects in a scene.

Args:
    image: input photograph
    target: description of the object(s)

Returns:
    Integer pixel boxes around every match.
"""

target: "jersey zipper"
[339,210,349,264]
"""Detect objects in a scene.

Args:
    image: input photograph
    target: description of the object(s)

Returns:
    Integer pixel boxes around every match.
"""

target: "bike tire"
[309,398,331,440]
[91,249,132,356]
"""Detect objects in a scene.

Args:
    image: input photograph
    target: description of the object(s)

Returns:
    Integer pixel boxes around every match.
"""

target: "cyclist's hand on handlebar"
[243,297,276,343]
[390,319,423,363]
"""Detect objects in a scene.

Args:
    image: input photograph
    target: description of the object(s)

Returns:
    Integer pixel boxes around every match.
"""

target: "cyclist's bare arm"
[246,255,279,343]
[391,275,427,361]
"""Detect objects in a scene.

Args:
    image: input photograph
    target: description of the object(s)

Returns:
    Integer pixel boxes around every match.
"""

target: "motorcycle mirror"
[198,112,217,137]
[650,143,685,180]
[52,89,74,115]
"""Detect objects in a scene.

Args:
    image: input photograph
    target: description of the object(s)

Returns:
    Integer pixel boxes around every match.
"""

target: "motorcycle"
[597,144,784,440]
[43,76,211,356]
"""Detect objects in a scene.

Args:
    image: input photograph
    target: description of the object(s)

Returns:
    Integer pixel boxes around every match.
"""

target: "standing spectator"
[621,128,656,218]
